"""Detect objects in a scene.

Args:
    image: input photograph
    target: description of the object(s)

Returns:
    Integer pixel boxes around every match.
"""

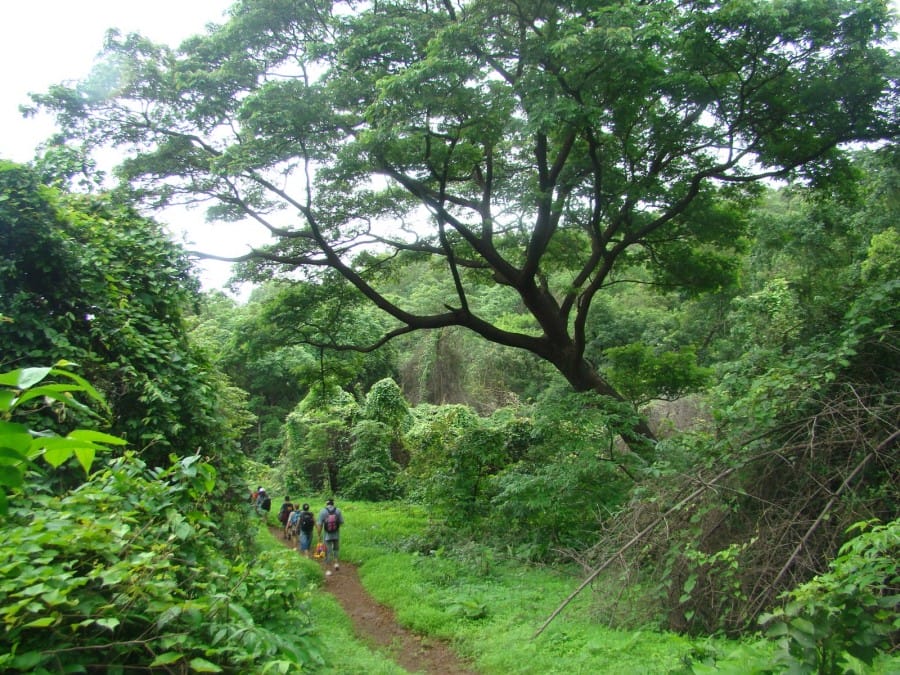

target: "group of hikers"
[252,488,344,576]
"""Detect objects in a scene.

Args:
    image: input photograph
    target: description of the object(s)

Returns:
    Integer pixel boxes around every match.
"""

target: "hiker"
[283,504,296,540]
[277,496,295,535]
[317,498,344,575]
[286,506,300,542]
[255,488,271,516]
[295,503,316,557]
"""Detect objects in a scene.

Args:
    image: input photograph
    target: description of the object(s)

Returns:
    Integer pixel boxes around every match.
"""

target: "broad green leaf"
[14,384,88,407]
[68,429,127,446]
[74,447,97,474]
[95,617,120,631]
[49,367,110,410]
[13,367,52,389]
[0,370,23,387]
[0,423,31,453]
[150,652,184,667]
[33,436,97,452]
[12,387,99,419]
[156,605,182,629]
[23,616,56,628]
[0,465,24,488]
[189,658,222,672]
[10,651,43,669]
[41,445,74,469]
[0,389,14,412]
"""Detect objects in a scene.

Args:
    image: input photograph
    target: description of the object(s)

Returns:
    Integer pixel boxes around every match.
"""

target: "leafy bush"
[343,420,402,501]
[0,363,125,513]
[603,343,712,406]
[0,365,320,672]
[0,161,247,472]
[280,382,359,495]
[0,453,321,673]
[760,519,899,673]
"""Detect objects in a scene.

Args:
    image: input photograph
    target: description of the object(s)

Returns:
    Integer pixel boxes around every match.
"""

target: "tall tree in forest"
[32,0,898,455]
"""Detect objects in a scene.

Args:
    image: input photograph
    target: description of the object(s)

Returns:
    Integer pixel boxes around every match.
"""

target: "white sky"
[0,0,253,294]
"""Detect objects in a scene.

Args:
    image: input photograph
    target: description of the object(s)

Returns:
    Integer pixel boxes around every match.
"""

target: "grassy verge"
[318,501,746,673]
[265,502,898,674]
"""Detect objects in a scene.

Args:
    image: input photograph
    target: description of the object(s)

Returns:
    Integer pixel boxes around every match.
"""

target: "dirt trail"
[273,529,477,674]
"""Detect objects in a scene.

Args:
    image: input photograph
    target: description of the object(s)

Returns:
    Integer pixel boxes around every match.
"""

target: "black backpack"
[299,510,315,533]
[260,494,271,511]
[323,507,340,533]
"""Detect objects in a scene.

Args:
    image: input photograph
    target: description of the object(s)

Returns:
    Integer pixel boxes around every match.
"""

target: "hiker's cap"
[326,499,334,505]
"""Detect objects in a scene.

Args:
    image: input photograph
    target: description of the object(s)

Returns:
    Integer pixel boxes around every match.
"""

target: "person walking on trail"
[317,499,344,575]
[255,488,271,516]
[295,503,316,557]
[277,496,295,535]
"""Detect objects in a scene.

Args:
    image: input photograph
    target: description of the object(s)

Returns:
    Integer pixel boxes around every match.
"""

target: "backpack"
[260,494,271,511]
[299,510,315,534]
[323,508,340,533]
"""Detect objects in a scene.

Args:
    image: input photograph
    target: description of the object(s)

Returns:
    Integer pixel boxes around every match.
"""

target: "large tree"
[33,0,898,455]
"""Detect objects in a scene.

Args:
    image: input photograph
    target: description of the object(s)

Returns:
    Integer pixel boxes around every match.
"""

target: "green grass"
[268,502,900,674]
[312,501,734,674]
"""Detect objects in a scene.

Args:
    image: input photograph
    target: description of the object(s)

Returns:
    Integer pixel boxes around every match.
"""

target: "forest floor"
[273,529,478,674]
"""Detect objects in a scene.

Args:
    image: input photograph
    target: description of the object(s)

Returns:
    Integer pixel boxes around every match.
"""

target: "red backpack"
[324,508,340,533]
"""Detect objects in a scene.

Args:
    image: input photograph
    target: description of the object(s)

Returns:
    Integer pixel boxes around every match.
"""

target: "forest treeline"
[1,0,898,670]
[1,148,896,671]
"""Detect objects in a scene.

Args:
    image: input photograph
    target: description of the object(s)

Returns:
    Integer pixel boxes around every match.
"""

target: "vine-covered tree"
[32,0,898,455]
[0,161,247,469]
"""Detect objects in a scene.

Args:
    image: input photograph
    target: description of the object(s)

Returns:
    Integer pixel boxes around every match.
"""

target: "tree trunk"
[559,353,657,462]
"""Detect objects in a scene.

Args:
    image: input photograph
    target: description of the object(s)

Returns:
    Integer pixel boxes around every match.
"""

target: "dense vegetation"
[2,0,898,671]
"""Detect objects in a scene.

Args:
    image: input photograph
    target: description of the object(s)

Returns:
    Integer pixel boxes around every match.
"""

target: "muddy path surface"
[272,529,478,674]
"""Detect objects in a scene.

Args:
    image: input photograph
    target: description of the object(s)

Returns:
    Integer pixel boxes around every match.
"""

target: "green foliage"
[0,363,320,672]
[399,389,638,558]
[760,519,899,674]
[0,363,126,514]
[0,454,321,673]
[402,403,495,523]
[671,537,757,634]
[343,420,401,501]
[488,390,637,556]
[603,344,712,406]
[191,286,311,464]
[280,382,360,495]
[0,161,242,471]
[861,228,900,283]
[363,378,410,430]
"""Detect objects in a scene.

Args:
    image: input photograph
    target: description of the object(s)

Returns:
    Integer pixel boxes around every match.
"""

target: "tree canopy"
[32,0,899,454]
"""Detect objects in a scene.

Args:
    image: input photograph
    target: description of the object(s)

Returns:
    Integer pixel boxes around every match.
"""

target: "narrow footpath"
[272,529,477,674]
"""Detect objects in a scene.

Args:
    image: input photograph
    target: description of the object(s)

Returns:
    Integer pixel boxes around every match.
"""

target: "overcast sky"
[0,0,248,293]
[0,1,240,160]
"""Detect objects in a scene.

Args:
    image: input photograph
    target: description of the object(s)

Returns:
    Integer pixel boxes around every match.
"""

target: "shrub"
[760,519,899,673]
